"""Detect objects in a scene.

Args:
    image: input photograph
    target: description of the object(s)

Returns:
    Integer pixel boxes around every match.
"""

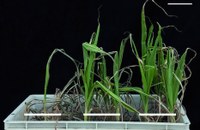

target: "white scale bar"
[139,113,176,117]
[24,113,121,117]
[24,113,62,116]
[167,3,193,5]
[83,113,120,117]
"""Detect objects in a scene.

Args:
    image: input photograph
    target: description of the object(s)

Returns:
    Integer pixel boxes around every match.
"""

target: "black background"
[1,0,199,129]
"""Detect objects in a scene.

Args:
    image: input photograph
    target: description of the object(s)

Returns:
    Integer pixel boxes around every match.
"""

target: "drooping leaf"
[96,81,139,113]
[43,63,50,113]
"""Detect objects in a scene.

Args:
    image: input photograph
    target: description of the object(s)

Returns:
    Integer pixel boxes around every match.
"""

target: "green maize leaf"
[156,34,164,94]
[82,43,89,71]
[82,23,100,121]
[118,38,127,68]
[87,84,95,106]
[43,63,50,113]
[165,49,175,112]
[173,49,187,103]
[119,86,151,113]
[141,4,147,58]
[149,32,155,48]
[158,36,164,67]
[138,61,148,91]
[113,52,119,95]
[154,23,162,47]
[43,49,80,114]
[89,33,96,44]
[93,23,100,46]
[130,34,139,58]
[98,62,104,80]
[147,24,161,66]
[145,65,156,91]
[98,59,109,88]
[129,34,148,93]
[96,81,139,113]
[83,43,105,54]
[119,87,150,97]
[138,62,149,112]
[102,56,107,80]
[143,65,156,112]
[147,24,154,46]
[43,49,57,114]
[80,69,88,96]
[113,52,119,75]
